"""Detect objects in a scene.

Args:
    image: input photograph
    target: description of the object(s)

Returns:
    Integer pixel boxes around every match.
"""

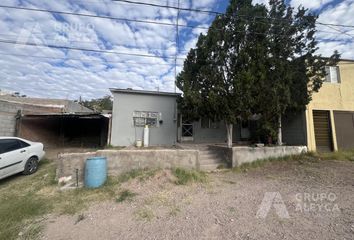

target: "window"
[133,111,160,127]
[325,66,340,83]
[0,139,22,154]
[201,118,220,129]
[201,118,209,129]
[19,140,30,148]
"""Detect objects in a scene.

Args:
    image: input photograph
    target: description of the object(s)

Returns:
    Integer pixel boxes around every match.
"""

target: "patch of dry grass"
[0,161,160,239]
[172,168,208,185]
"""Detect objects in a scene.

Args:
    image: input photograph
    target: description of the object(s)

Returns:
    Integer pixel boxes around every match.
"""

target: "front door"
[181,121,194,142]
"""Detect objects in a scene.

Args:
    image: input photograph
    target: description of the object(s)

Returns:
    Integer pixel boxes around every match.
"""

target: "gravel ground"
[42,159,354,240]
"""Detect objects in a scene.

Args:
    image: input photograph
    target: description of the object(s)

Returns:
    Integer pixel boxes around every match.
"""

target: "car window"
[19,140,30,148]
[0,139,22,154]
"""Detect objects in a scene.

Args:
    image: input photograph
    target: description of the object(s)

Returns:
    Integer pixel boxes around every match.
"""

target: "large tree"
[177,0,339,147]
[254,0,339,144]
[177,0,266,147]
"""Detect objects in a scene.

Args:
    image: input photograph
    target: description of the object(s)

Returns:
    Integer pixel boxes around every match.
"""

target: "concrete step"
[199,158,224,165]
[199,154,220,160]
[198,151,219,157]
[199,163,226,172]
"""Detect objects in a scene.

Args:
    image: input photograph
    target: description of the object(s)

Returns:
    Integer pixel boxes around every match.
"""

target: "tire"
[23,157,39,175]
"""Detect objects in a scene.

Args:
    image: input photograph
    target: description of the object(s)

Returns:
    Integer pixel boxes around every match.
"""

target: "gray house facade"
[110,89,180,146]
[110,89,308,147]
[110,89,257,146]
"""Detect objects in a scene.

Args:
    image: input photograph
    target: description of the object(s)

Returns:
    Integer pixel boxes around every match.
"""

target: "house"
[110,88,255,147]
[281,60,354,152]
[0,95,110,148]
[110,60,354,151]
[110,88,180,146]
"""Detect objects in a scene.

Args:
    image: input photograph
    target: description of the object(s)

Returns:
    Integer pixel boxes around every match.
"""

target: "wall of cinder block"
[0,102,20,136]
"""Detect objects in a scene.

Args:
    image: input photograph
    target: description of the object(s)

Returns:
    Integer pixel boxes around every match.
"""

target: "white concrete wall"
[232,146,307,167]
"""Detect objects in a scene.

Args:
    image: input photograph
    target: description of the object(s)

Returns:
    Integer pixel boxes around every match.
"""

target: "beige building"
[306,60,354,151]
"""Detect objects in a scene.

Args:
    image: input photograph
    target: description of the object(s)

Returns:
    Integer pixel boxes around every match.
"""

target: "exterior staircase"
[198,146,228,172]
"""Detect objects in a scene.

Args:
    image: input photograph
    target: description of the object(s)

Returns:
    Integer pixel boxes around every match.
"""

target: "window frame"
[133,111,160,128]
[325,66,341,83]
[0,139,24,154]
[200,118,220,129]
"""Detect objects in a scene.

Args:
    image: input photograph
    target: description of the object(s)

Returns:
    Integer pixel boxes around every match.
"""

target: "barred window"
[133,111,160,127]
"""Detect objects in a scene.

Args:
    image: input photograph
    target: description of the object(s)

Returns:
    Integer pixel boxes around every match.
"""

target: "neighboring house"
[304,60,354,151]
[0,95,109,148]
[282,59,354,151]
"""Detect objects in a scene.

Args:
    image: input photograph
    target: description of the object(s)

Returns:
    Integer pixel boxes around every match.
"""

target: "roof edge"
[110,88,181,97]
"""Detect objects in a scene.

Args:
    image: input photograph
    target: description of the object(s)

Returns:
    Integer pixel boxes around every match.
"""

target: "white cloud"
[0,0,352,100]
[291,0,332,9]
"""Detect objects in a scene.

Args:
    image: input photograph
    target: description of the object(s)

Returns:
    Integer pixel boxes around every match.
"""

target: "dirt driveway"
[42,159,354,240]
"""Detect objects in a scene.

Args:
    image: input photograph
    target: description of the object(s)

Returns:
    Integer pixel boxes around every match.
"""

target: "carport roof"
[21,112,109,119]
[110,88,181,97]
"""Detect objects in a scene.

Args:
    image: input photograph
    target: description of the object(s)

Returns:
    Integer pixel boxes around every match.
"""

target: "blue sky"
[0,0,353,99]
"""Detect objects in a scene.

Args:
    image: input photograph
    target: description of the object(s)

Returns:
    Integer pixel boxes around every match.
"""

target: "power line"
[0,4,353,35]
[0,51,183,65]
[0,33,193,53]
[319,24,354,39]
[174,0,181,93]
[113,1,354,29]
[111,0,221,15]
[0,38,185,60]
[0,5,208,30]
[317,22,354,29]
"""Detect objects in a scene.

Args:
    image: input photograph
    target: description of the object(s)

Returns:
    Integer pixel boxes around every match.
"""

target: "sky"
[0,0,353,100]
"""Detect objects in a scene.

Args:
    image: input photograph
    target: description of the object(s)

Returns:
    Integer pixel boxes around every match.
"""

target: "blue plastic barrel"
[84,157,107,188]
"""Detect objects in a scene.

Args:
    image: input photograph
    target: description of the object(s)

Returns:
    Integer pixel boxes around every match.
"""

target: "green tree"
[177,0,339,147]
[254,0,340,144]
[82,95,113,112]
[177,0,265,147]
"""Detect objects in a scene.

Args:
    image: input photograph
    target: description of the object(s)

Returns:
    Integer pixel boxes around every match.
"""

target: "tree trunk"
[226,123,233,148]
[277,115,283,146]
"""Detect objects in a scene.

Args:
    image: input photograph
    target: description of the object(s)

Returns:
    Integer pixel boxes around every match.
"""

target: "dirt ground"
[41,159,354,240]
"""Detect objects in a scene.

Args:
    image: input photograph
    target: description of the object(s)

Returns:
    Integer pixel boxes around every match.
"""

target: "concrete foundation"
[231,146,308,167]
[56,145,307,183]
[57,149,199,182]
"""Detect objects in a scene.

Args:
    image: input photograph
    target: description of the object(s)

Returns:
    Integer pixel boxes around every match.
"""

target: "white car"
[0,137,45,180]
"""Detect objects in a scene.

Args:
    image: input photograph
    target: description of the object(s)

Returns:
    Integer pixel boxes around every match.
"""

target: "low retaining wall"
[56,145,307,182]
[231,146,308,167]
[57,149,199,182]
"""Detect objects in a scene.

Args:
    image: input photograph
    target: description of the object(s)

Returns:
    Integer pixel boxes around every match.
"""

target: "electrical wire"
[0,38,185,60]
[0,51,183,65]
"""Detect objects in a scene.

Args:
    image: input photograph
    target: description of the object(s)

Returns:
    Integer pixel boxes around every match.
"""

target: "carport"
[16,113,111,148]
